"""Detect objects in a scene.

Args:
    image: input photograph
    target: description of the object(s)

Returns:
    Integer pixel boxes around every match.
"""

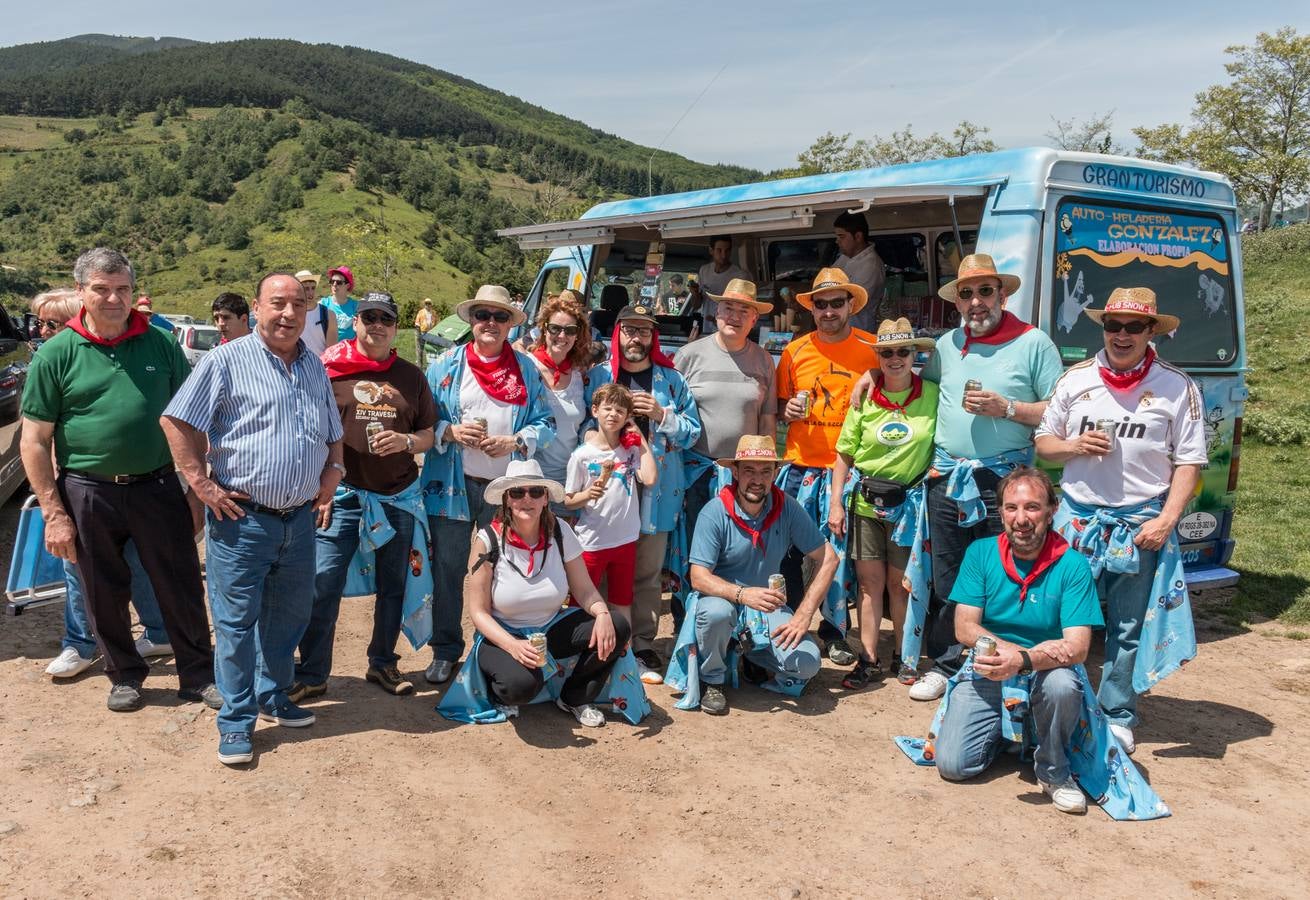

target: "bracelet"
[734,585,744,604]
[328,462,346,476]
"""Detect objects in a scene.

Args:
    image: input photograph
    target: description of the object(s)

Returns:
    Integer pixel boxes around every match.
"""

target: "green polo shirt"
[834,380,939,517]
[22,323,190,476]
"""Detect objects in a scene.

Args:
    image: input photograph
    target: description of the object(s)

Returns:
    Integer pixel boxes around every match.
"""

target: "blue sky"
[6,1,1307,170]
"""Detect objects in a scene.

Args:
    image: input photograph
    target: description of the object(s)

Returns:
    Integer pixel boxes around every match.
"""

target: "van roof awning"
[498,185,992,250]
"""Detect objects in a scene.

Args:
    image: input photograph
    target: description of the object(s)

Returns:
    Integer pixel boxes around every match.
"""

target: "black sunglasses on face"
[1102,319,1152,334]
[812,297,847,310]
[39,319,62,330]
[360,311,397,326]
[329,278,348,286]
[545,323,580,337]
[473,308,512,323]
[879,348,913,359]
[956,285,998,300]
[506,486,547,500]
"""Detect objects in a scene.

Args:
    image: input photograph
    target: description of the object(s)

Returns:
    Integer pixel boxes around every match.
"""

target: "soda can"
[795,390,811,417]
[963,379,983,410]
[1095,417,1118,452]
[973,635,997,659]
[365,420,384,453]
[528,632,548,667]
[768,573,786,592]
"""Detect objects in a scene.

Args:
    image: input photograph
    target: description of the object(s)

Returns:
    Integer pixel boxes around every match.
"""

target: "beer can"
[465,415,488,432]
[528,632,548,667]
[795,390,810,417]
[973,635,997,658]
[963,379,983,410]
[366,420,384,453]
[1095,417,1118,452]
[768,573,786,592]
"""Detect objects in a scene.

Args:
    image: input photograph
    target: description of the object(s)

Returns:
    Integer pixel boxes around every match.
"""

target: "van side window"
[1051,197,1237,367]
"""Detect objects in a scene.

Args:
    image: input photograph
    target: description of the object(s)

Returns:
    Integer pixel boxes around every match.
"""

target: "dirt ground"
[1,494,1307,900]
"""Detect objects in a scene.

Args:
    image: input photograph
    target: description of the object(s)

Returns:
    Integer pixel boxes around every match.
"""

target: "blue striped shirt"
[164,332,343,508]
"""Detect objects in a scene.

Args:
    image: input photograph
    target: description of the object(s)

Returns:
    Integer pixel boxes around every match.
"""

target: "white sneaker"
[495,704,520,719]
[135,636,173,659]
[908,671,948,701]
[46,647,96,678]
[1109,723,1136,755]
[1040,778,1088,814]
[556,697,606,728]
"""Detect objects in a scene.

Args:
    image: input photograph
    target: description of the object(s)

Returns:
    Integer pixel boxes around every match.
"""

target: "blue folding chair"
[5,495,67,615]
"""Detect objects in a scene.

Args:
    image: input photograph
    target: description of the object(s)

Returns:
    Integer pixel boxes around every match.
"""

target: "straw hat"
[1084,286,1180,332]
[294,269,320,286]
[706,278,772,315]
[484,459,566,505]
[938,253,1021,302]
[456,284,526,327]
[795,267,868,314]
[873,317,936,351]
[715,434,787,469]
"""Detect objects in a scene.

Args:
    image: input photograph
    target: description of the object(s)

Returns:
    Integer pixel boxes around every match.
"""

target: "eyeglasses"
[506,486,548,500]
[545,323,580,337]
[879,348,912,359]
[39,319,62,330]
[329,278,348,286]
[955,285,998,301]
[812,297,847,311]
[360,311,397,326]
[1102,319,1153,334]
[619,324,653,338]
[473,308,512,323]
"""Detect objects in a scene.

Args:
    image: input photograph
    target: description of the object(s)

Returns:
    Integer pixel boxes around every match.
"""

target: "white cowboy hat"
[484,459,566,505]
[456,284,526,327]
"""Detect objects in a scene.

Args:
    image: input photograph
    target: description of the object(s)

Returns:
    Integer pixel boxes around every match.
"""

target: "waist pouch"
[858,476,908,509]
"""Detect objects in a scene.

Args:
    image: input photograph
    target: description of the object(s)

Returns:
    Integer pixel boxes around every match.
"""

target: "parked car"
[0,301,33,505]
[175,323,221,365]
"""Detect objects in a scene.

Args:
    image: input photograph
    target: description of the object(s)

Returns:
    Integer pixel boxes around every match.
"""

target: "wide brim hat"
[715,434,787,469]
[874,317,935,351]
[294,269,320,286]
[705,278,772,315]
[1084,286,1180,333]
[484,459,566,505]
[795,267,868,314]
[938,253,1020,302]
[456,284,526,327]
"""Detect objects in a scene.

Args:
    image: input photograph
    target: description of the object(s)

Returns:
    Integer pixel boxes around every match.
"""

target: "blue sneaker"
[217,732,253,766]
[258,701,316,728]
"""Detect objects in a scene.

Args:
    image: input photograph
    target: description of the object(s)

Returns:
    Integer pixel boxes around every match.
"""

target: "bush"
[1244,410,1308,445]
[1242,223,1310,266]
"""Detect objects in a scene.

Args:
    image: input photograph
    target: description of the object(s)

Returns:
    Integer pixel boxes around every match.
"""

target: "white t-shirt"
[697,261,753,334]
[564,439,642,551]
[1036,351,1209,507]
[299,303,330,357]
[835,244,887,334]
[533,368,586,484]
[459,361,518,479]
[478,520,583,629]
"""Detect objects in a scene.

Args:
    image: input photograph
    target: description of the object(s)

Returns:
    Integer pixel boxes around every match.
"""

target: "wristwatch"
[1004,398,1017,420]
[514,435,528,457]
[405,433,415,452]
[1018,649,1033,676]
[329,462,346,476]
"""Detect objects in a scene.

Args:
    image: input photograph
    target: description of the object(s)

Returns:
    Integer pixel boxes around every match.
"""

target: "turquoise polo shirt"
[949,536,1103,647]
[689,490,824,588]
[922,327,1063,459]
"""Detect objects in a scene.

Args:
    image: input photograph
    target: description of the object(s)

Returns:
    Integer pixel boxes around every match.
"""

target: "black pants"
[478,609,632,706]
[924,468,1005,675]
[59,472,213,689]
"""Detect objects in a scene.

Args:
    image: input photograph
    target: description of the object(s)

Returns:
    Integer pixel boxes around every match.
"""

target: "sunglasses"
[545,323,580,337]
[879,348,913,359]
[812,297,847,310]
[955,285,998,300]
[1102,319,1153,334]
[619,324,653,337]
[39,319,63,330]
[473,308,512,324]
[329,278,348,286]
[360,311,397,326]
[506,486,547,500]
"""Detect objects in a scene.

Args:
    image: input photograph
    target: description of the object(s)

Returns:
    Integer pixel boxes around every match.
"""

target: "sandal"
[841,658,883,690]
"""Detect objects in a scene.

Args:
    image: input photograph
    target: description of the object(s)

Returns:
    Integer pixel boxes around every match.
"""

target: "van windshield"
[1051,197,1238,367]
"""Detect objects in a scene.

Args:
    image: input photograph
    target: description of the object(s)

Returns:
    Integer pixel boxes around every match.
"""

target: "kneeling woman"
[465,460,631,727]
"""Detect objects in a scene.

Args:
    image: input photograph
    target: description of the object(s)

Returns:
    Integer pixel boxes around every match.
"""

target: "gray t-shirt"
[675,336,777,458]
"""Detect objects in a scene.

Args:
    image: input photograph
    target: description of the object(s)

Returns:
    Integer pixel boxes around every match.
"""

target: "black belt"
[235,498,310,519]
[63,465,174,485]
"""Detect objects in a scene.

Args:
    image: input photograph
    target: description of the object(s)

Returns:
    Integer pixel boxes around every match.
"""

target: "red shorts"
[580,542,637,607]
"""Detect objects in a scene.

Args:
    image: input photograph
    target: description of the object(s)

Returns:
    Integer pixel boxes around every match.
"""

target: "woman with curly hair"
[526,290,593,497]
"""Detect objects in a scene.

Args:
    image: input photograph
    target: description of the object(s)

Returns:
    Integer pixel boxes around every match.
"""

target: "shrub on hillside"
[1242,223,1310,266]
[1244,410,1308,445]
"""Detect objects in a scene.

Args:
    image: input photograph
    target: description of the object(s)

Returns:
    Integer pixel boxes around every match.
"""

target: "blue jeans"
[61,541,168,658]
[428,475,496,662]
[205,504,316,734]
[298,491,417,685]
[935,668,1083,785]
[693,594,822,686]
[1096,545,1159,728]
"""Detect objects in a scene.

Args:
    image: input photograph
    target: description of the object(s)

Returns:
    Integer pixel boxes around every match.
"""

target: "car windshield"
[189,328,222,351]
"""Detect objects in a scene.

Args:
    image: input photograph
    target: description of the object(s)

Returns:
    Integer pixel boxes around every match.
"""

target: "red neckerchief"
[718,485,785,549]
[997,531,1069,602]
[1099,347,1156,395]
[494,520,549,575]
[321,339,397,379]
[610,321,676,382]
[466,344,527,406]
[66,309,150,347]
[532,345,572,386]
[960,311,1034,357]
[870,373,923,414]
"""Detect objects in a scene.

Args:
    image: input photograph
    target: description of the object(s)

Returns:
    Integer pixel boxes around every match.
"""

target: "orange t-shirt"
[776,328,881,467]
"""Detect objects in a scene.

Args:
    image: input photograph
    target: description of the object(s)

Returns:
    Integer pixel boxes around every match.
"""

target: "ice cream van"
[500,148,1246,591]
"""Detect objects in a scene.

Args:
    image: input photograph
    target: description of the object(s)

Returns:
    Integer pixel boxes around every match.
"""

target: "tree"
[787,121,998,176]
[1047,111,1123,154]
[1134,27,1310,226]
[332,218,420,291]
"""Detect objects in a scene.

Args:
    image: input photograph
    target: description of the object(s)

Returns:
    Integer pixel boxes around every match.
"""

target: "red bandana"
[532,345,572,385]
[960,311,1035,357]
[870,373,923,415]
[610,321,677,382]
[1098,347,1156,395]
[321,339,396,379]
[997,530,1069,602]
[718,485,785,550]
[466,344,527,406]
[66,309,150,347]
[495,520,549,575]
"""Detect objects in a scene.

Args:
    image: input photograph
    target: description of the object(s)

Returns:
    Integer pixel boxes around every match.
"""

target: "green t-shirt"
[949,536,1103,647]
[834,379,939,517]
[22,324,191,476]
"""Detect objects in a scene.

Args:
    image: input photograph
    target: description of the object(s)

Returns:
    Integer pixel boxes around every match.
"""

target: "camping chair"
[5,495,67,615]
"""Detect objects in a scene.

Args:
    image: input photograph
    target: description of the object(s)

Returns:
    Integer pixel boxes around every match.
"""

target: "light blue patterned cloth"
[883,481,932,671]
[662,450,733,609]
[775,463,857,634]
[930,445,1034,527]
